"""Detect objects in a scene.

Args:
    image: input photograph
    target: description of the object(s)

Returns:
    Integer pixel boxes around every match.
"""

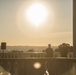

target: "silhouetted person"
[45,44,53,57]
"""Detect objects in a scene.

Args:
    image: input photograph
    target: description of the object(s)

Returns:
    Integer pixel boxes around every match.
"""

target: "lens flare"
[33,62,41,69]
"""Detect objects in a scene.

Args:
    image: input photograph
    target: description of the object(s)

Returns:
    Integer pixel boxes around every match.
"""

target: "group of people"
[45,44,53,57]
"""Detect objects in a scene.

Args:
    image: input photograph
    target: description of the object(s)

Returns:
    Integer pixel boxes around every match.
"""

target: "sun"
[25,3,48,26]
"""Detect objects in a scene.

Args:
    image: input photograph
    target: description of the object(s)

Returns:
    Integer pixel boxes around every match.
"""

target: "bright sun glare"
[26,3,48,26]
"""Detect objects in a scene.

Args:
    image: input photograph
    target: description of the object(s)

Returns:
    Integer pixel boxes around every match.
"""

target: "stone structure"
[0,50,75,75]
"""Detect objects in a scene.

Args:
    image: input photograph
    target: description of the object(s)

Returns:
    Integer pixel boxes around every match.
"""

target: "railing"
[0,52,73,59]
[0,51,75,75]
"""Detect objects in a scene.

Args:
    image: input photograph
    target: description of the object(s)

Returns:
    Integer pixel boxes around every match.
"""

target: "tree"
[58,43,70,57]
[27,49,34,52]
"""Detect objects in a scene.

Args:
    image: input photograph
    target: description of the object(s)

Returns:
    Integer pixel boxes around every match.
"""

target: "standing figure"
[45,44,53,57]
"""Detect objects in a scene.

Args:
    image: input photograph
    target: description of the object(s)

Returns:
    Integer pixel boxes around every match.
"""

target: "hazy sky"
[0,0,73,46]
